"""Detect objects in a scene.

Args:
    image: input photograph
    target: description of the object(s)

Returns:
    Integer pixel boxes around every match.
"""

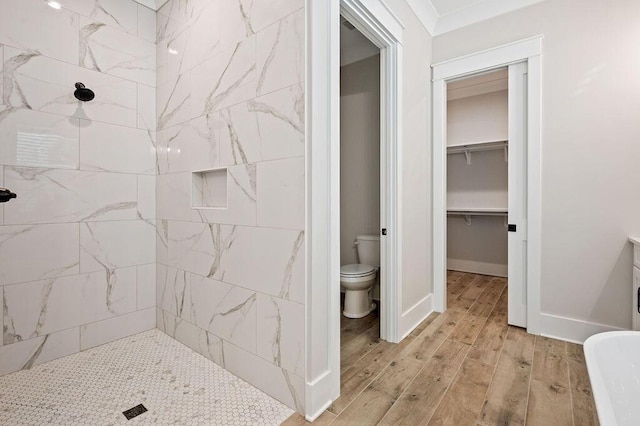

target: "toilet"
[340,235,380,318]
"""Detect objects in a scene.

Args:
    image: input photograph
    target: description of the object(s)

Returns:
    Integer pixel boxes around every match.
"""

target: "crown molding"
[405,0,438,35]
[406,0,544,37]
[435,0,544,35]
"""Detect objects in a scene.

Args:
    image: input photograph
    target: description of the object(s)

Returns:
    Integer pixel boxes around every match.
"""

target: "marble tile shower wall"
[0,0,157,375]
[154,0,305,413]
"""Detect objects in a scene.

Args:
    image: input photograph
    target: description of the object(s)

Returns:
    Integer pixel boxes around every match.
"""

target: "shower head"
[74,82,95,102]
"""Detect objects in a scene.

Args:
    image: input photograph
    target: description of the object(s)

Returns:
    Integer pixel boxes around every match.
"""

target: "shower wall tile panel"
[256,9,304,97]
[138,175,156,220]
[218,83,305,166]
[4,167,138,224]
[257,157,305,230]
[0,107,80,170]
[80,220,156,273]
[0,0,80,65]
[0,224,80,285]
[137,83,157,131]
[80,307,156,350]
[155,0,306,412]
[79,121,156,174]
[56,0,139,36]
[137,4,157,43]
[0,0,157,374]
[4,47,138,128]
[136,264,157,310]
[3,267,138,344]
[0,327,80,377]
[79,16,156,86]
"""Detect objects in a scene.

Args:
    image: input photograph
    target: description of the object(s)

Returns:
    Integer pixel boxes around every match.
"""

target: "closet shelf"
[447,140,508,164]
[447,208,508,226]
[447,208,508,215]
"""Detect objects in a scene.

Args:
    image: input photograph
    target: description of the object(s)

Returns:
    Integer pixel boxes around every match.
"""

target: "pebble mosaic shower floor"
[0,330,294,425]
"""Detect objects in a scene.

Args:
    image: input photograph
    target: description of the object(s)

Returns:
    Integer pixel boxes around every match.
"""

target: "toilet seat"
[340,264,376,278]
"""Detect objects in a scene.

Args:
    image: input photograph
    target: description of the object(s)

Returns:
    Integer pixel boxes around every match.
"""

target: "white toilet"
[340,235,380,318]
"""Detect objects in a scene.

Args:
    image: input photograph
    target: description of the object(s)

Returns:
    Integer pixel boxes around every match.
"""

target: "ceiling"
[447,68,508,100]
[429,0,485,16]
[138,0,544,36]
[134,0,167,10]
[406,0,544,36]
[340,19,379,67]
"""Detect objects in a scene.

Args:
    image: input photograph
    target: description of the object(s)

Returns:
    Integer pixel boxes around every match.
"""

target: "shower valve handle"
[0,188,17,203]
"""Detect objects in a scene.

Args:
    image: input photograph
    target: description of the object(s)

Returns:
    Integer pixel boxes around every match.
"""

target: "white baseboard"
[305,371,336,422]
[399,294,433,341]
[540,313,626,344]
[447,259,508,277]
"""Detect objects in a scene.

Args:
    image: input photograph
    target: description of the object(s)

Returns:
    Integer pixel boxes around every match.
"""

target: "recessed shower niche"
[192,167,228,209]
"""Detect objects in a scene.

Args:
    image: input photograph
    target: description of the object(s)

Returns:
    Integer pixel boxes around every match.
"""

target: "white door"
[507,62,528,327]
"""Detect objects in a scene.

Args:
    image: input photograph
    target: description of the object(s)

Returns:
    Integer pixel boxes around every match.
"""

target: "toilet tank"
[355,235,380,266]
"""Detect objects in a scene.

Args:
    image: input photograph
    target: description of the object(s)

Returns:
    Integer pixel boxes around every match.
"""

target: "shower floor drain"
[122,404,147,420]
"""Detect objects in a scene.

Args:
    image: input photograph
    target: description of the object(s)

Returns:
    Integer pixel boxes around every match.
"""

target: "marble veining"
[3,268,137,344]
[0,224,80,286]
[79,17,156,86]
[256,9,304,97]
[2,50,40,110]
[157,265,190,321]
[4,46,139,128]
[196,36,257,116]
[4,167,138,224]
[280,231,305,299]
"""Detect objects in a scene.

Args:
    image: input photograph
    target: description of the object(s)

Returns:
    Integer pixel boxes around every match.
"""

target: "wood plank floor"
[282,272,599,426]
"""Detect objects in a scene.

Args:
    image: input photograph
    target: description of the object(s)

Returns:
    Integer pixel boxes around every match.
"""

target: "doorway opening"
[431,36,543,334]
[445,68,511,325]
[338,15,382,371]
[305,0,404,418]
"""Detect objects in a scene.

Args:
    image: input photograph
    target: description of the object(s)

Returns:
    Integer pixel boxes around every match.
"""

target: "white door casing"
[305,0,404,420]
[431,36,543,334]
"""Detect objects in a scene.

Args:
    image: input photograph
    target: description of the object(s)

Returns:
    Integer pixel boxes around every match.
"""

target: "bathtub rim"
[584,330,640,426]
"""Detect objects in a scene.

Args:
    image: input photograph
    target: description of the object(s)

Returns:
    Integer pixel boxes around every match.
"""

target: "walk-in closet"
[447,69,508,278]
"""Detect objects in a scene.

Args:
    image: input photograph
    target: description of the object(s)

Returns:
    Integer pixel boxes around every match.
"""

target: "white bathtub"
[584,331,640,426]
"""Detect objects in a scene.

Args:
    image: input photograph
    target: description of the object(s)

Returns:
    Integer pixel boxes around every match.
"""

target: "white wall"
[433,0,640,334]
[340,55,381,267]
[0,0,157,375]
[384,0,433,316]
[447,90,508,146]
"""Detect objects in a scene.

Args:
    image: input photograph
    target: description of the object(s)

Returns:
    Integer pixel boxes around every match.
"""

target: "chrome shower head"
[74,82,95,102]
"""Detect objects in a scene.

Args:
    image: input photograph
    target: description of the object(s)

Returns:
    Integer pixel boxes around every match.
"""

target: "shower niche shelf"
[191,167,228,209]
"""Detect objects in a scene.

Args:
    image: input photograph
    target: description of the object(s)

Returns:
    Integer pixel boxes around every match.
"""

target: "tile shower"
[0,0,306,415]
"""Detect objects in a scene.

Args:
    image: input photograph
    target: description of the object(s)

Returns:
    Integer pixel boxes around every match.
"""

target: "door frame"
[305,0,403,420]
[431,36,543,333]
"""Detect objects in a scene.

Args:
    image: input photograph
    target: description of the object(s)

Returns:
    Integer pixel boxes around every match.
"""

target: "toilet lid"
[340,264,376,277]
